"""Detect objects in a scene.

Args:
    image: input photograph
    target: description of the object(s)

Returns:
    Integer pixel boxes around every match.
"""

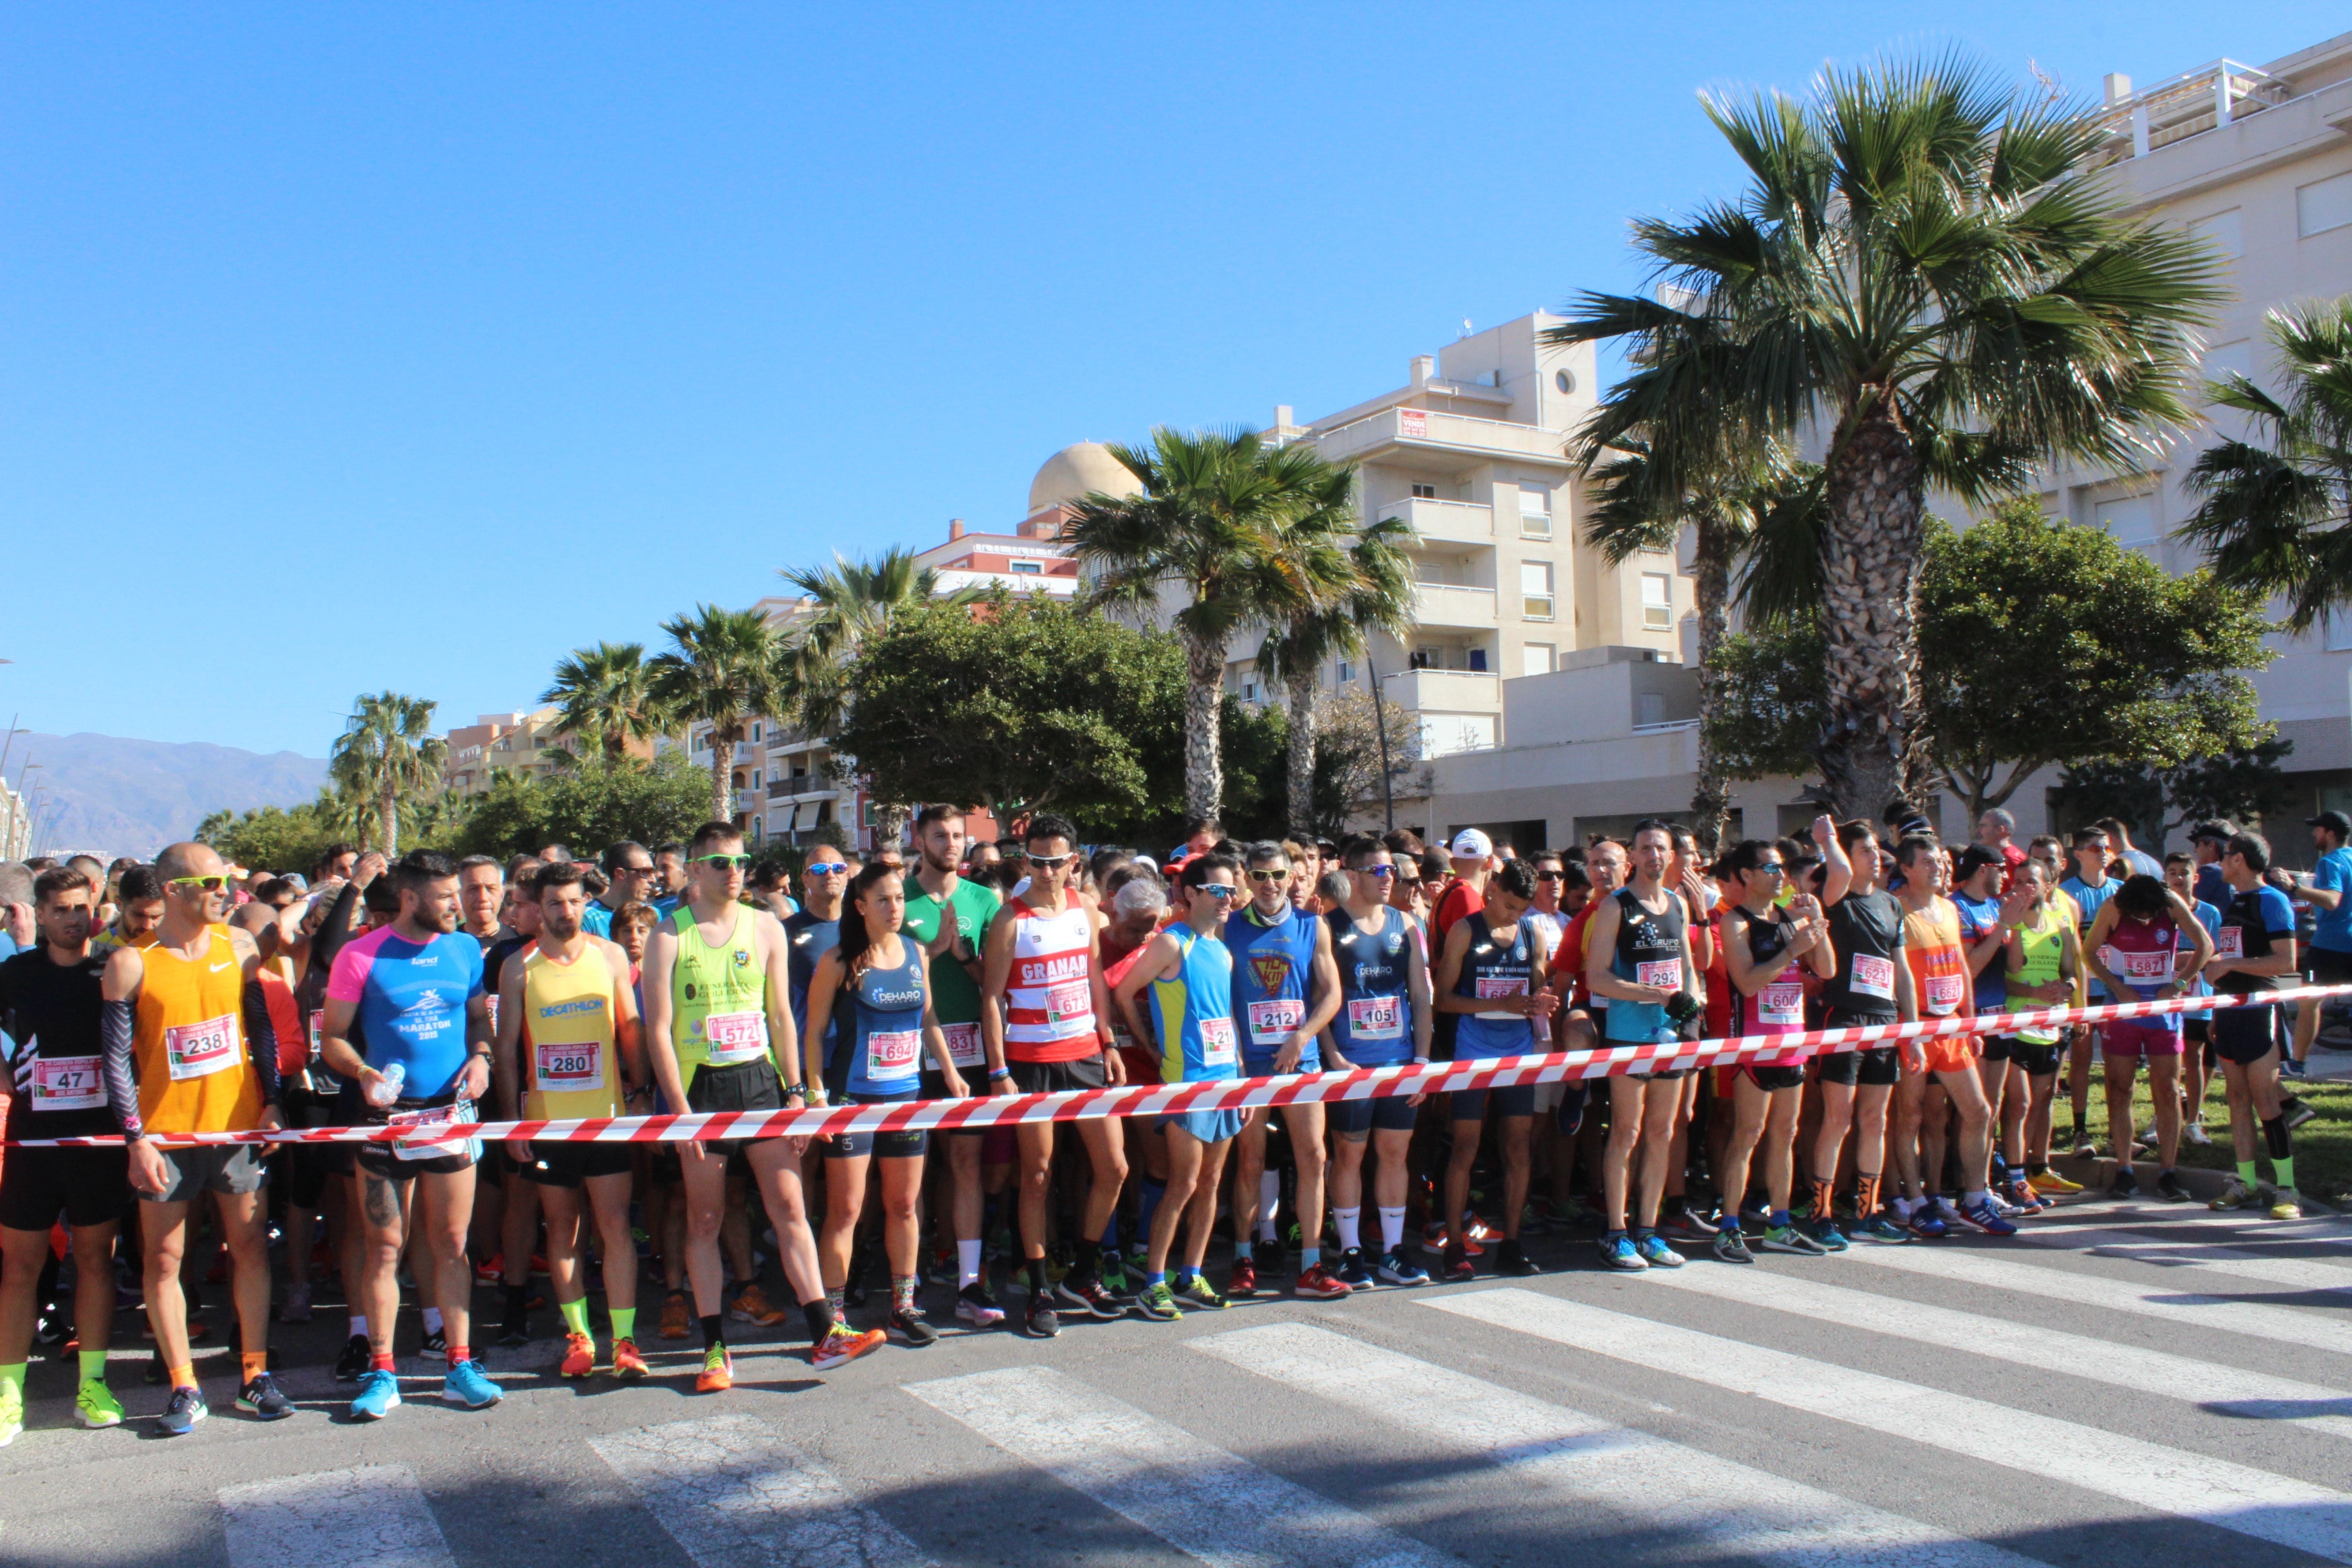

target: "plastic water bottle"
[366,1061,406,1108]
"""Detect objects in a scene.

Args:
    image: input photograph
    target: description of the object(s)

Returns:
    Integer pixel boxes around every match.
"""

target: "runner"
[2284,811,2352,1071]
[1112,853,1245,1320]
[783,847,857,1316]
[1975,810,2027,886]
[1888,837,2015,1237]
[456,855,504,945]
[2058,826,2119,1157]
[0,868,128,1441]
[1100,874,1171,1294]
[101,842,291,1435]
[1320,836,1434,1289]
[1581,825,1688,1270]
[899,805,1004,1328]
[483,857,544,1348]
[1809,817,1916,1249]
[1554,837,1628,1051]
[318,850,500,1420]
[978,813,1128,1338]
[1710,840,1835,1262]
[2202,832,2305,1218]
[1999,858,2082,1196]
[1951,845,2044,1213]
[495,861,649,1379]
[91,864,165,956]
[2080,872,2213,1202]
[1225,840,1345,1300]
[584,842,657,939]
[642,822,882,1388]
[2163,851,2223,1152]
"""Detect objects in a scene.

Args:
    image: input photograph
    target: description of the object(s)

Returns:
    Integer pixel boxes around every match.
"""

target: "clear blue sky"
[5,3,2341,757]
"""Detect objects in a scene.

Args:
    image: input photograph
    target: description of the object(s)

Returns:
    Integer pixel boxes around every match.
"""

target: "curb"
[2044,1153,2349,1218]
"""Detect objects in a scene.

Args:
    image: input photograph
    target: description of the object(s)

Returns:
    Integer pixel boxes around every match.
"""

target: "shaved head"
[155,842,226,881]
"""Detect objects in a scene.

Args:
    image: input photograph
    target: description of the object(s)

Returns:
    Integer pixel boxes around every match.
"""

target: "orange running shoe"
[659,1292,691,1341]
[612,1338,649,1380]
[696,1344,733,1392]
[559,1331,595,1379]
[808,1324,886,1370]
[730,1284,786,1326]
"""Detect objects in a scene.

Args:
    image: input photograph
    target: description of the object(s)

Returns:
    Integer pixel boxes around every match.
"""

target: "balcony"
[1413,583,1499,630]
[1378,496,1492,547]
[1386,668,1502,717]
[2090,59,2292,163]
[1311,405,1571,470]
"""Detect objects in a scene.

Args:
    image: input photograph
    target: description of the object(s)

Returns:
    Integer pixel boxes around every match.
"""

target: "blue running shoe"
[1957,1196,2019,1236]
[350,1369,401,1421]
[1855,1213,1913,1243]
[442,1358,502,1409]
[1908,1200,1951,1239]
[1809,1218,1850,1252]
[154,1385,207,1437]
[1376,1248,1431,1286]
[1597,1232,1648,1271]
[1633,1232,1686,1269]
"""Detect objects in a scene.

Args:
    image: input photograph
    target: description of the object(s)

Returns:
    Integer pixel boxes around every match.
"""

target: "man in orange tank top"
[100,842,289,1436]
[1889,836,2014,1240]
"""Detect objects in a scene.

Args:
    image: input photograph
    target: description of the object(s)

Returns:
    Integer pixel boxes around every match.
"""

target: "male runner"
[457,855,504,945]
[2059,826,2119,1155]
[782,847,856,1316]
[483,858,545,1346]
[585,841,657,939]
[1582,826,1688,1270]
[92,864,166,956]
[101,842,290,1435]
[2203,832,2304,1218]
[1226,840,1345,1300]
[2285,811,2352,1069]
[1976,809,2027,885]
[1322,836,1433,1288]
[0,868,127,1439]
[2165,851,2223,1151]
[979,813,1128,1337]
[1888,837,2015,1237]
[1998,858,2080,1197]
[497,862,649,1379]
[320,850,501,1419]
[2082,872,2212,1201]
[1554,838,1627,1049]
[1810,817,1917,1248]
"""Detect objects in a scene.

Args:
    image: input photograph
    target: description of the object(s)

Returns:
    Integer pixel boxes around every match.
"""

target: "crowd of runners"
[0,797,2342,1442]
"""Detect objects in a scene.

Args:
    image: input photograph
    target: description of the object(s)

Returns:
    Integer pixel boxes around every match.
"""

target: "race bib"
[1850,953,1896,1001]
[1198,1015,1237,1067]
[306,1011,323,1063]
[1923,973,1965,1016]
[1045,981,1092,1026]
[163,1013,241,1081]
[702,1010,768,1065]
[1247,996,1305,1045]
[1347,994,1403,1040]
[31,1054,105,1110]
[388,1099,477,1162]
[2215,927,2244,960]
[1473,976,1526,1000]
[534,1040,604,1094]
[1636,958,1682,991]
[1757,982,1804,1028]
[865,1028,921,1081]
[942,1021,984,1068]
[485,994,500,1031]
[2116,947,2174,983]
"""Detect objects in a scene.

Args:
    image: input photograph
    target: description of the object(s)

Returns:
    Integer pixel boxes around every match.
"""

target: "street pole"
[1365,653,1395,832]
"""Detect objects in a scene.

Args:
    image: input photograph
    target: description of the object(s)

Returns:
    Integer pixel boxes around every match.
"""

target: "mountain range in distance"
[6,732,329,859]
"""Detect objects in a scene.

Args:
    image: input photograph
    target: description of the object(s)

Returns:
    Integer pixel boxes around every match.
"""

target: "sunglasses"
[169,875,233,892]
[1535,869,1565,881]
[1195,883,1238,900]
[1354,864,1396,879]
[694,854,755,871]
[1026,853,1075,870]
[1752,864,1786,877]
[1246,869,1288,883]
[804,861,848,875]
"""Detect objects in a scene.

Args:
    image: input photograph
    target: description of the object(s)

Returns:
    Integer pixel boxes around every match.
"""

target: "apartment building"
[442,706,572,797]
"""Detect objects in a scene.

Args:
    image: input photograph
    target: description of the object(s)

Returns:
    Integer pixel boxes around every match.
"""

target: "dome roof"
[1028,442,1141,513]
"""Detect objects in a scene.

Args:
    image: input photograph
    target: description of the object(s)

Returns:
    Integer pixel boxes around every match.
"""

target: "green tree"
[330,691,447,855]
[647,605,794,825]
[196,796,344,875]
[1064,427,1362,821]
[457,753,711,860]
[2179,297,2352,631]
[1701,621,1828,784]
[2051,738,2296,847]
[1557,54,2223,817]
[542,641,668,761]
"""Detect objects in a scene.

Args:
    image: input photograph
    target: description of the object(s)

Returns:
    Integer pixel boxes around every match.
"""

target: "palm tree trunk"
[1183,633,1227,821]
[1816,393,1933,821]
[710,730,733,823]
[1285,669,1318,835]
[378,793,399,858]
[1688,521,1733,855]
[871,800,911,856]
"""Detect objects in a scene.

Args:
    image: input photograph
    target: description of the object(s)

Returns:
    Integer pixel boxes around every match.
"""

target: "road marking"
[2025,1224,2352,1294]
[591,1414,932,1568]
[1428,1288,2352,1563]
[219,1465,456,1568]
[1191,1320,2051,1568]
[1641,1261,2352,1439]
[906,1364,1458,1568]
[1835,1236,2352,1356]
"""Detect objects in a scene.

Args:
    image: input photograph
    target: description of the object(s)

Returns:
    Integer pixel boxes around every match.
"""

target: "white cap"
[1449,828,1493,860]
[1132,855,1158,872]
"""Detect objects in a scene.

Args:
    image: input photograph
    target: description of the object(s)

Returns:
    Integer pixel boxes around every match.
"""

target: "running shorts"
[1006,1054,1107,1096]
[1328,1096,1418,1136]
[148,1143,270,1201]
[519,1142,634,1186]
[1814,1045,1901,1088]
[0,1147,132,1230]
[825,1090,928,1160]
[2211,1004,2283,1066]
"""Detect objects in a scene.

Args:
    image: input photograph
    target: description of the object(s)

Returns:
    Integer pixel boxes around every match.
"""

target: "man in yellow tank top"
[494,861,648,1380]
[99,842,290,1436]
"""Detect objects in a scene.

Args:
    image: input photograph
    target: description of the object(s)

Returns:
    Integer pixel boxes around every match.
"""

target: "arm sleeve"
[243,980,283,1105]
[103,997,142,1137]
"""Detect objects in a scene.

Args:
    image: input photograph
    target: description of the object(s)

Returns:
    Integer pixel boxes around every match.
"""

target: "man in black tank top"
[1808,818,1918,1250]
[1582,823,1695,1273]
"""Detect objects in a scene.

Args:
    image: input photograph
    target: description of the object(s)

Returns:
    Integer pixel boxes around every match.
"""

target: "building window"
[2300,171,2352,239]
[2093,491,2160,552]
[1521,642,1554,678]
[1336,659,1354,685]
[1641,572,1673,631]
[1010,559,1043,575]
[1518,485,1552,539]
[1411,483,1437,500]
[1636,691,1667,727]
[1554,368,1575,395]
[1520,561,1555,620]
[1240,676,1260,703]
[753,723,762,742]
[1467,647,1488,673]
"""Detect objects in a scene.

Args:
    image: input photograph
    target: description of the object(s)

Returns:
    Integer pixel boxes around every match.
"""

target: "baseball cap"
[2310,811,2352,836]
[1448,828,1493,860]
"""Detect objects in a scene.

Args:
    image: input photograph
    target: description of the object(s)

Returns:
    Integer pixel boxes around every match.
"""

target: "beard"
[542,911,582,943]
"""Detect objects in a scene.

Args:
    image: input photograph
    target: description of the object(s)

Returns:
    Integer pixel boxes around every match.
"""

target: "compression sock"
[958,1239,983,1289]
[558,1297,590,1337]
[421,1307,443,1335]
[1856,1172,1884,1220]
[1335,1206,1362,1252]
[800,1298,834,1343]
[1026,1257,1047,1296]
[1379,1207,1406,1251]
[78,1350,107,1387]
[504,1283,528,1316]
[1138,1179,1166,1238]
[241,1351,268,1382]
[892,1275,917,1314]
[2263,1114,2292,1161]
[1810,1176,1835,1219]
[608,1307,636,1343]
[2240,1159,2261,1188]
[2276,1156,2298,1192]
[700,1314,725,1350]
[1071,1239,1099,1285]
[826,1287,845,1318]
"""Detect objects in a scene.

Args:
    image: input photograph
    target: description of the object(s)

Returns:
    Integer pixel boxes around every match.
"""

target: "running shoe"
[1376,1249,1431,1286]
[1712,1228,1755,1264]
[1096,1258,1135,1301]
[1025,1296,1061,1339]
[238,1373,293,1420]
[2272,1190,2306,1221]
[956,1280,1005,1327]
[1296,1262,1354,1298]
[2000,1176,2047,1214]
[696,1345,734,1392]
[2155,1169,2191,1203]
[279,1282,312,1324]
[889,1307,939,1348]
[1808,1217,1850,1252]
[333,1333,373,1382]
[1177,1276,1228,1311]
[420,1325,448,1356]
[349,1369,399,1421]
[1659,1205,1718,1240]
[157,1385,208,1436]
[474,1253,505,1284]
[1227,1256,1259,1298]
[75,1380,125,1428]
[2026,1164,2083,1194]
[2284,1094,2317,1130]
[0,1379,19,1446]
[443,1358,503,1409]
[2283,1058,2310,1080]
[1633,1232,1685,1269]
[1492,1241,1540,1277]
[659,1292,691,1340]
[1597,1232,1648,1271]
[497,1299,532,1348]
[1441,1245,1477,1283]
[1419,1222,1483,1258]
[1854,1214,1912,1243]
[1758,1224,1827,1256]
[612,1338,649,1380]
[731,1285,787,1326]
[560,1331,596,1379]
[2070,1124,2097,1158]
[1906,1202,1949,1240]
[1335,1249,1375,1290]
[1057,1276,1125,1320]
[1136,1282,1182,1321]
[1956,1196,2019,1237]
[2183,1122,2213,1146]
[2136,1121,2159,1147]
[2108,1168,2140,1200]
[2210,1175,2266,1211]
[811,1324,887,1369]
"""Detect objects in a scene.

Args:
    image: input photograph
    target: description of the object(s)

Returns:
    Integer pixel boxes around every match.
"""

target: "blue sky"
[4,3,2342,758]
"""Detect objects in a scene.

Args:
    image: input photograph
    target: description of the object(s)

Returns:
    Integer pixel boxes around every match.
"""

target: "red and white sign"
[1398,408,1428,438]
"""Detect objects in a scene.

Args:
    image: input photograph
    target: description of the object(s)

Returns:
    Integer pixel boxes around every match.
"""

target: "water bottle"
[366,1061,406,1108]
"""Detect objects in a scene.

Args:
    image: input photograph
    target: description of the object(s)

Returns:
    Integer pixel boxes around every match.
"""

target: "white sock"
[348,1315,368,1339]
[1892,1196,1914,1218]
[1335,1206,1362,1252]
[958,1239,983,1289]
[1378,1207,1405,1251]
[1964,1189,1989,1208]
[422,1307,444,1333]
[1258,1171,1280,1239]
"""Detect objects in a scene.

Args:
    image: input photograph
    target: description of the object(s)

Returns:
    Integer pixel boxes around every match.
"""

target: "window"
[1411,483,1437,500]
[1336,659,1354,685]
[1240,676,1260,702]
[752,770,762,787]
[1467,647,1488,673]
[2300,171,2352,238]
[2094,491,2160,551]
[1518,485,1552,539]
[1010,559,1043,575]
[1521,642,1555,678]
[1554,369,1575,394]
[1640,572,1673,631]
[2188,208,2243,259]
[1636,691,1667,727]
[752,723,762,742]
[1414,559,1446,585]
[1520,561,1555,619]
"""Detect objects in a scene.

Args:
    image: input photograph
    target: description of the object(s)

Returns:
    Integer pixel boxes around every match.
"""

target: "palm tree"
[1554,54,2222,817]
[2178,297,2352,630]
[542,640,668,761]
[1065,427,1362,821]
[647,605,794,825]
[330,692,446,855]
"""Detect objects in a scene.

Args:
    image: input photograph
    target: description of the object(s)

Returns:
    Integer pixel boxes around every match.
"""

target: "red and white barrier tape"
[15,983,2347,1150]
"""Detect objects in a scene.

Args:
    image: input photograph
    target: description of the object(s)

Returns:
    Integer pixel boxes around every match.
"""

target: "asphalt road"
[6,1200,2352,1568]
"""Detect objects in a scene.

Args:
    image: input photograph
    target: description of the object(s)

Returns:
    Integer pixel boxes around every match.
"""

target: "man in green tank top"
[1999,860,2081,1198]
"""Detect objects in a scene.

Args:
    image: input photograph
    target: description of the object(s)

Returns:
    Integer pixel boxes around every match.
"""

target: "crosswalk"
[191,1211,2352,1568]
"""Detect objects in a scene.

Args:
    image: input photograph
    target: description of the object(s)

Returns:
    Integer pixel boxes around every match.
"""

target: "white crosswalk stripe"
[1639,1258,2352,1440]
[219,1465,457,1568]
[1427,1287,2352,1563]
[905,1364,1460,1568]
[591,1414,933,1568]
[1191,1320,2052,1568]
[2025,1222,2352,1294]
[1835,1233,2352,1356]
